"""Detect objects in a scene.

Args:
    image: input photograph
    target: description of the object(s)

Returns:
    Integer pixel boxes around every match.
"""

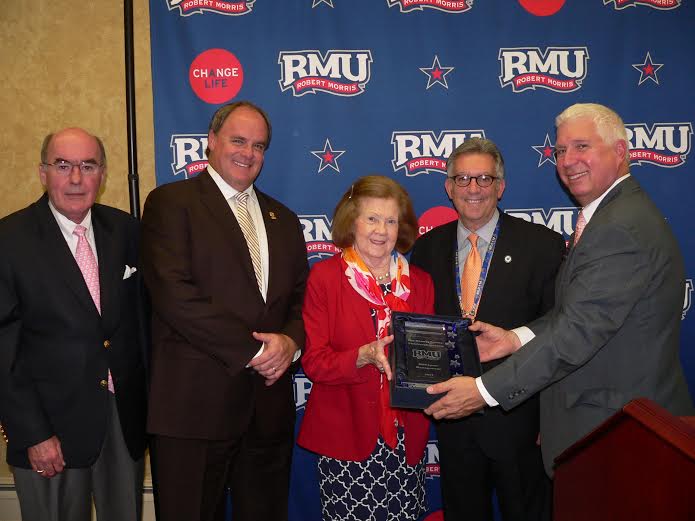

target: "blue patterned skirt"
[317,430,426,521]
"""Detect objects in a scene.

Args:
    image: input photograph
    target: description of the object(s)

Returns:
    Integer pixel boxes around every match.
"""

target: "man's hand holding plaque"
[424,377,486,420]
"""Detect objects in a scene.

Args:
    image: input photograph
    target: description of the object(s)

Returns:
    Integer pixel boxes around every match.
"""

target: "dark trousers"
[437,419,551,521]
[152,404,294,521]
[13,395,144,521]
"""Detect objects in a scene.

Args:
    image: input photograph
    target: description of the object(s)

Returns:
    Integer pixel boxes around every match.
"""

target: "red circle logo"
[518,0,565,16]
[417,206,459,237]
[189,49,244,104]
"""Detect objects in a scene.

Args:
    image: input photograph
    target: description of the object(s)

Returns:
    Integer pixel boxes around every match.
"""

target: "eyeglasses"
[42,160,103,176]
[448,174,498,188]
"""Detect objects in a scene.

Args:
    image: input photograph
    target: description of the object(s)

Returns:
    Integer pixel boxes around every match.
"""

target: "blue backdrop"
[148,1,694,518]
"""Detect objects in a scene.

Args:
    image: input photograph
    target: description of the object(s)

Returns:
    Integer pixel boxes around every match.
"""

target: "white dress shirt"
[48,201,99,265]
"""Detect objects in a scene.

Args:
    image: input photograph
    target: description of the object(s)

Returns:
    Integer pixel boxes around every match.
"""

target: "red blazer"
[297,254,434,465]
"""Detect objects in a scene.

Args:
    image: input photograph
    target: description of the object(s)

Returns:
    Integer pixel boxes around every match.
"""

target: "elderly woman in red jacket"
[298,175,434,521]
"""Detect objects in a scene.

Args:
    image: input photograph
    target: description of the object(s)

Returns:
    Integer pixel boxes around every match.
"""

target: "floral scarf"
[342,246,412,450]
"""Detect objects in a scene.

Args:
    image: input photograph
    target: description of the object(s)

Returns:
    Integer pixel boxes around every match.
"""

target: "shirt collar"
[48,199,93,235]
[207,164,255,202]
[457,208,499,247]
[580,173,630,223]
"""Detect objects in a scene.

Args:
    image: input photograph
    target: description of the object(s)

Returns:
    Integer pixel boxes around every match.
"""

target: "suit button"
[103,340,111,349]
[100,379,108,388]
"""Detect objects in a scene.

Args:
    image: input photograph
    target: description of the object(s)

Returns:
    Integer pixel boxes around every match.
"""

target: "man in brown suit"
[141,101,308,521]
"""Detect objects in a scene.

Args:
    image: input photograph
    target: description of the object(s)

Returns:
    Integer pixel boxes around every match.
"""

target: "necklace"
[375,272,391,282]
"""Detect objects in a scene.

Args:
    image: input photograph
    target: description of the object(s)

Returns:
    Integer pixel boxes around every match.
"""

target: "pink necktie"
[73,225,114,393]
[574,210,587,245]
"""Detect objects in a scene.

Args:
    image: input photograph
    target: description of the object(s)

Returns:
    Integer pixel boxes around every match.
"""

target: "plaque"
[389,312,481,409]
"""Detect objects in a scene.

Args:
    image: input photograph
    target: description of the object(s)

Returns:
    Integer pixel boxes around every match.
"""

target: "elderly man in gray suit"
[423,103,693,476]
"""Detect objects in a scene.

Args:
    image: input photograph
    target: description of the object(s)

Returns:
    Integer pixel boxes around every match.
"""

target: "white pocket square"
[123,265,137,280]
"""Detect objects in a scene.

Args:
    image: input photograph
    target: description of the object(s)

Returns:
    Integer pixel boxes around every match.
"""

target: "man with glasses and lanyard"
[0,128,147,521]
[411,138,565,521]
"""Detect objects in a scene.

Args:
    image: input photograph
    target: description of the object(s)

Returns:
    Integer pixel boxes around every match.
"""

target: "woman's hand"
[356,334,394,380]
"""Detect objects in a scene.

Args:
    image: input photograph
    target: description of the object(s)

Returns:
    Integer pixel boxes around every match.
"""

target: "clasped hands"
[424,320,521,420]
[247,332,298,386]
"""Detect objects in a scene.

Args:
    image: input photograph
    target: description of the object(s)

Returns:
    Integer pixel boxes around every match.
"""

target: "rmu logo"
[684,279,693,320]
[386,0,473,13]
[413,349,441,361]
[293,371,313,411]
[300,214,340,262]
[626,123,692,168]
[391,130,486,176]
[604,0,680,10]
[166,0,255,16]
[505,207,579,239]
[278,50,373,97]
[499,47,589,93]
[425,440,440,478]
[170,134,208,178]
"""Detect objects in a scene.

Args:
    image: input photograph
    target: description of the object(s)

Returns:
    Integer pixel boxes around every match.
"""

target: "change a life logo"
[189,49,244,104]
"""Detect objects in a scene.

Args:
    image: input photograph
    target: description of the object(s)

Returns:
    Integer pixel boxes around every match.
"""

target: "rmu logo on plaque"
[300,215,340,262]
[505,207,579,239]
[626,123,692,168]
[391,130,486,176]
[278,50,373,97]
[170,134,208,178]
[166,0,255,16]
[604,0,680,10]
[386,0,473,13]
[499,47,589,93]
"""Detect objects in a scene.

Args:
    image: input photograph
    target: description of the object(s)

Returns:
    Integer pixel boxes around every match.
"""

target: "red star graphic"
[432,68,443,80]
[643,64,654,76]
[323,151,334,163]
[544,147,553,158]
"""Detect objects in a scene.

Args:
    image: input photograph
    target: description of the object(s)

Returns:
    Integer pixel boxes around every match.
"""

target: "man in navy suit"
[0,128,148,521]
[411,138,565,521]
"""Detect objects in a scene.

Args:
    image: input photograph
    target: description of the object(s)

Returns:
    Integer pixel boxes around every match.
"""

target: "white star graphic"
[419,56,454,90]
[532,134,556,167]
[312,0,334,7]
[632,52,663,86]
[311,139,345,173]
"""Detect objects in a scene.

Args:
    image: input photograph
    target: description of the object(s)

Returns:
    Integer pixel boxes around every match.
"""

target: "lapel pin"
[269,211,277,220]
[504,255,512,263]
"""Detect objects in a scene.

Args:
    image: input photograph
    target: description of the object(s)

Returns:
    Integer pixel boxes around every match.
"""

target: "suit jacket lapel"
[34,195,100,317]
[256,188,281,306]
[92,206,119,329]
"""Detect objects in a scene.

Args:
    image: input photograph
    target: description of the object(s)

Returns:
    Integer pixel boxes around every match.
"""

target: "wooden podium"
[553,398,695,521]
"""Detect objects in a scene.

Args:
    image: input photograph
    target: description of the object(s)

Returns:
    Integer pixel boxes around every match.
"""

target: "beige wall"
[1,0,157,482]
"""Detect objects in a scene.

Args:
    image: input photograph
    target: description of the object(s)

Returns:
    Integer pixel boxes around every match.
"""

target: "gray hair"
[555,103,630,161]
[446,137,505,180]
